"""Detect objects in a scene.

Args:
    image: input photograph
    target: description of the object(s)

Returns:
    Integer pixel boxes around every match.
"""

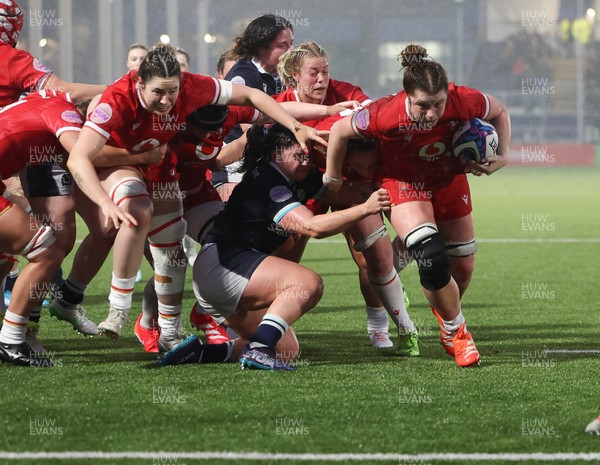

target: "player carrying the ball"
[323,44,511,367]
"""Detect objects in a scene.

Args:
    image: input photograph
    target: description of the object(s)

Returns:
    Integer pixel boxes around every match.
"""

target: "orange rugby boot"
[134,314,160,353]
[452,324,481,367]
[189,303,231,345]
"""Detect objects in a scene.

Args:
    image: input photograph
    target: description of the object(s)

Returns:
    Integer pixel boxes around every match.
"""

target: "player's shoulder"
[273,87,296,102]
[358,93,402,129]
[225,59,260,86]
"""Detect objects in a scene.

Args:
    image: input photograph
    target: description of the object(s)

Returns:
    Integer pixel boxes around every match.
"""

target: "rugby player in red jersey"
[324,44,511,367]
[66,44,327,351]
[0,90,86,366]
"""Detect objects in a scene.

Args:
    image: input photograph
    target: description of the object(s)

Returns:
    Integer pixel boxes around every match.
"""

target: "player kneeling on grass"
[158,123,391,370]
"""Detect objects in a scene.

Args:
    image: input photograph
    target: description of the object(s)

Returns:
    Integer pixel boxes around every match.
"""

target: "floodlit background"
[15,0,600,146]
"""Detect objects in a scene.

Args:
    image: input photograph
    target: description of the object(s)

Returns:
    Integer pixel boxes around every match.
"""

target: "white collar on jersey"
[404,96,418,122]
[136,82,151,111]
[251,57,271,75]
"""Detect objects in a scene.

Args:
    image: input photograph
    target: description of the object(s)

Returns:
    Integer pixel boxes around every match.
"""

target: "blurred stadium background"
[16,0,600,150]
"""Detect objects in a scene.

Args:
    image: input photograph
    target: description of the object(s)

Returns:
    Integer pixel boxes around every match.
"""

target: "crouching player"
[157,124,391,370]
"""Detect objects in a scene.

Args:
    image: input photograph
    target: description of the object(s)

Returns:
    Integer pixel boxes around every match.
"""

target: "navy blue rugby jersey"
[205,163,326,261]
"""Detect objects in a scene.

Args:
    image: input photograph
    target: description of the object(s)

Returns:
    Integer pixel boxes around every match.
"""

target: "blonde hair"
[277,41,328,88]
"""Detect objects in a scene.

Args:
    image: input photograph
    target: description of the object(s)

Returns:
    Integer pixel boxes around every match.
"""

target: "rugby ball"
[452,118,498,164]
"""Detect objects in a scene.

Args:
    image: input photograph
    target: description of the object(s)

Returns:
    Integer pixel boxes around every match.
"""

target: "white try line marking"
[2,452,600,461]
[312,238,600,244]
[544,350,600,354]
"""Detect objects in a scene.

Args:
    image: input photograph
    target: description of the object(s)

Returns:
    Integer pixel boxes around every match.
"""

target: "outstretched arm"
[323,115,359,192]
[278,189,390,239]
[229,85,328,153]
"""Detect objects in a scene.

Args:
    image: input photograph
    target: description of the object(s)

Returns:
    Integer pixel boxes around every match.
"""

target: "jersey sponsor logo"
[267,222,291,237]
[61,110,83,124]
[32,58,51,74]
[418,142,447,161]
[230,76,246,86]
[90,103,113,124]
[195,142,220,161]
[353,109,370,131]
[270,185,293,203]
[132,138,160,152]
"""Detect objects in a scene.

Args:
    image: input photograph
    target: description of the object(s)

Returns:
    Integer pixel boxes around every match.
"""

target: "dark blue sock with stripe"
[249,314,289,351]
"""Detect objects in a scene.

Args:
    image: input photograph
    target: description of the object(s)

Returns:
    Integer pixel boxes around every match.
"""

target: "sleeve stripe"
[214,79,233,105]
[211,77,221,105]
[36,73,52,91]
[84,121,110,139]
[482,94,491,120]
[56,126,81,138]
[273,202,302,223]
[251,108,260,123]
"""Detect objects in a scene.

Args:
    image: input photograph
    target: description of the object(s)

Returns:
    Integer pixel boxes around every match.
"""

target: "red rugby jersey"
[0,41,52,107]
[351,83,489,185]
[0,90,82,179]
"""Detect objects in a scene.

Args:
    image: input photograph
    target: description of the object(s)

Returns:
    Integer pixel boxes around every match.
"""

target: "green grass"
[1,167,599,464]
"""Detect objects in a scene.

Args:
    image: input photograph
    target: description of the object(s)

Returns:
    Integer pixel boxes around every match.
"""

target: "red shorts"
[380,174,472,222]
[183,181,221,211]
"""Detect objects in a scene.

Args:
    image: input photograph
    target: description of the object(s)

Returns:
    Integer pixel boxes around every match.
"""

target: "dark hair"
[216,48,240,76]
[187,105,229,131]
[231,14,293,59]
[347,138,377,156]
[399,44,448,96]
[176,48,190,64]
[239,124,298,173]
[138,43,181,83]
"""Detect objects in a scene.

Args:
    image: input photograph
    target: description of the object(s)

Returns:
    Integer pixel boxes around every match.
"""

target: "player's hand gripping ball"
[452,118,498,164]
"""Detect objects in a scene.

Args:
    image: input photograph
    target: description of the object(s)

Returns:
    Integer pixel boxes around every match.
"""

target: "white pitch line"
[311,238,600,244]
[2,452,600,461]
[544,350,600,354]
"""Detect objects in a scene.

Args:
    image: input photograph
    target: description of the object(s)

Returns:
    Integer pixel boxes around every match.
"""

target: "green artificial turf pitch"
[1,167,599,464]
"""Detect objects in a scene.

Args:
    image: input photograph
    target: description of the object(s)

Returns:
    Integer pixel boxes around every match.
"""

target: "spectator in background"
[216,48,239,79]
[126,44,148,72]
[176,48,190,73]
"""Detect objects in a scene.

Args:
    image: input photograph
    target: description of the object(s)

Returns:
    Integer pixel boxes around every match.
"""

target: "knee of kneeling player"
[303,274,324,310]
[409,232,452,291]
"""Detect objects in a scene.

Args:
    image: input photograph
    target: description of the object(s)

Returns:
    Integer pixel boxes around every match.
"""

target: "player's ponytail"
[399,44,448,96]
[239,124,298,174]
[138,43,181,83]
[277,41,328,89]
